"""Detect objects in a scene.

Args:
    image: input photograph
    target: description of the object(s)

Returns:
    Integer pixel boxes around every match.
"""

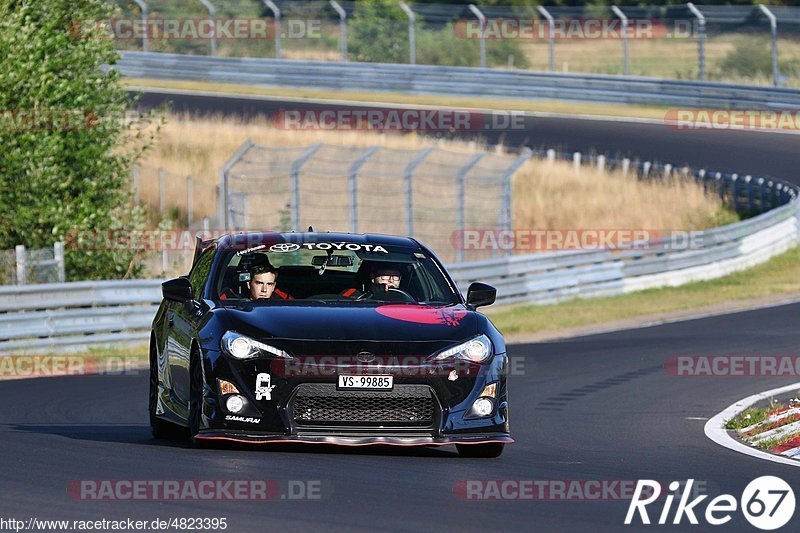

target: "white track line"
[705,382,800,468]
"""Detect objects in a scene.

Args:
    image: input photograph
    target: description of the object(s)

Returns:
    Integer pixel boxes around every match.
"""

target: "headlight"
[221,331,292,360]
[429,334,492,363]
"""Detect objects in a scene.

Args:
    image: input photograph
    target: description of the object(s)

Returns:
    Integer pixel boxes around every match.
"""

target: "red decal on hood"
[375,305,467,326]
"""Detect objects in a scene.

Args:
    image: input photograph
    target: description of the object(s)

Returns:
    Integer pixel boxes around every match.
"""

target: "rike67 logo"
[625,477,795,530]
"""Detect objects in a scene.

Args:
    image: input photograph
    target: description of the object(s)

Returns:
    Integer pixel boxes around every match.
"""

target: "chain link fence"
[220,141,529,263]
[105,2,800,87]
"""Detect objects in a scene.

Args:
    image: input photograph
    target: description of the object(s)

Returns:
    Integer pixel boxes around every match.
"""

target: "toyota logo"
[356,352,375,363]
[269,243,300,253]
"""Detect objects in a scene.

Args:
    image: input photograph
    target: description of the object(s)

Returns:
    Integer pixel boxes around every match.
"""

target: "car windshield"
[213,242,460,305]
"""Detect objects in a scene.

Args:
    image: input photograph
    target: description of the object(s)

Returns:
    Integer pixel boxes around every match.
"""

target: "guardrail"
[116,51,800,110]
[2,154,798,354]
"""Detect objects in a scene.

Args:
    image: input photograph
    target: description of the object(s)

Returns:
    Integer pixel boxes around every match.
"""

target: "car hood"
[218,303,478,346]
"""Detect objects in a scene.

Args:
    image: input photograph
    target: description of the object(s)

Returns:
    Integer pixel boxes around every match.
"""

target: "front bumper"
[195,430,513,447]
[202,349,511,441]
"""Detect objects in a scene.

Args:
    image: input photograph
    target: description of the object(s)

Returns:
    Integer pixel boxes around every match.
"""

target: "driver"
[341,266,406,300]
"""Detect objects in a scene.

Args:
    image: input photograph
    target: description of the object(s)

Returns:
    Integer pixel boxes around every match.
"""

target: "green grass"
[725,403,779,431]
[485,245,800,337]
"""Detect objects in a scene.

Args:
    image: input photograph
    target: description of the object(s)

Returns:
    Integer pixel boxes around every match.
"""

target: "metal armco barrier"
[116,51,800,110]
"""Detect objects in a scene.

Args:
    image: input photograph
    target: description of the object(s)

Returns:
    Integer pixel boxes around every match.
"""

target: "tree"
[0,0,159,280]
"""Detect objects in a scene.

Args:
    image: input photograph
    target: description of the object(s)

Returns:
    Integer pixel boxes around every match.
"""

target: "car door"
[167,247,216,405]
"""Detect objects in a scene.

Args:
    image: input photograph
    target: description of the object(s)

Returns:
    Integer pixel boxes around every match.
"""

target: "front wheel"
[456,443,505,458]
[188,347,207,448]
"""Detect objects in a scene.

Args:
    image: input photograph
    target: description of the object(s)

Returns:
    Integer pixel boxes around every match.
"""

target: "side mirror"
[162,277,193,303]
[466,282,496,308]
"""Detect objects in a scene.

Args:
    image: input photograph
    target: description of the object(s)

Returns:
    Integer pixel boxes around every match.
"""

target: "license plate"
[337,375,393,390]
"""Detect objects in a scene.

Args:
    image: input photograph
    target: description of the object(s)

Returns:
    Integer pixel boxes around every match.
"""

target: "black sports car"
[149,232,511,457]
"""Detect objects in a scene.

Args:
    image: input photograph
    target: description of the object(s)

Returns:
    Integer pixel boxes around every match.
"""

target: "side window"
[188,248,216,300]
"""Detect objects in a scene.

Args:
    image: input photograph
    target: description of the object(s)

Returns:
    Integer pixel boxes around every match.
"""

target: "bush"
[716,36,800,80]
[349,2,529,68]
[0,0,161,280]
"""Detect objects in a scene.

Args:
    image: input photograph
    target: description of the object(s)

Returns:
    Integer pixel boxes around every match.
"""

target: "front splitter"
[195,431,513,447]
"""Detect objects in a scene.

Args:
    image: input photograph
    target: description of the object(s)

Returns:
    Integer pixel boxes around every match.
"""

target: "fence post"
[200,0,217,56]
[158,168,165,215]
[289,142,324,231]
[54,242,65,283]
[500,148,532,256]
[573,152,581,174]
[15,245,26,286]
[622,158,630,177]
[759,5,780,87]
[643,161,652,179]
[404,147,434,237]
[219,140,256,232]
[330,1,348,61]
[468,4,487,68]
[597,155,606,172]
[455,153,486,262]
[348,146,380,233]
[399,2,416,65]
[133,0,148,52]
[546,149,556,165]
[186,175,194,225]
[611,6,630,76]
[537,6,556,71]
[264,0,281,59]
[687,3,706,80]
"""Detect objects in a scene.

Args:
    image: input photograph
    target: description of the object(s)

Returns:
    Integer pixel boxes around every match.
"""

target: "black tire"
[456,443,505,458]
[149,341,178,439]
[188,347,207,448]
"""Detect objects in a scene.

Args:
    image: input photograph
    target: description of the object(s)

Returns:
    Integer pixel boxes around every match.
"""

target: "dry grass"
[137,113,732,236]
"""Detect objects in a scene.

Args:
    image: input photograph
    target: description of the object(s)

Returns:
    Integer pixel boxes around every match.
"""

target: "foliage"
[0,0,162,280]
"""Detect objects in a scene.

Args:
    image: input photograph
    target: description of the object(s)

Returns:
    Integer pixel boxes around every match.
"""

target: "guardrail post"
[456,153,486,262]
[15,245,26,286]
[468,4,487,68]
[642,161,652,179]
[348,146,380,233]
[132,0,148,52]
[186,175,194,225]
[546,149,556,165]
[745,175,755,213]
[289,142,324,231]
[537,6,556,71]
[611,6,629,76]
[200,0,217,56]
[264,0,281,59]
[687,3,706,80]
[663,164,672,179]
[54,242,65,283]
[731,173,739,211]
[759,5,780,87]
[404,147,434,237]
[399,2,416,65]
[597,155,606,172]
[622,158,630,177]
[573,152,581,174]
[219,139,256,232]
[330,1,348,61]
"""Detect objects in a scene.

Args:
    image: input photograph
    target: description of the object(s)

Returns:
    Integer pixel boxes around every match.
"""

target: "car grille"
[291,383,436,427]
